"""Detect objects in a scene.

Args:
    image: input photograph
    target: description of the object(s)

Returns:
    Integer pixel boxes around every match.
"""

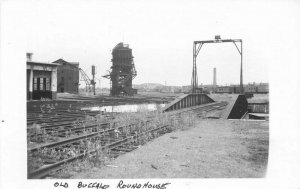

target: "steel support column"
[240,41,243,93]
[233,40,243,94]
[29,68,33,100]
[51,69,57,100]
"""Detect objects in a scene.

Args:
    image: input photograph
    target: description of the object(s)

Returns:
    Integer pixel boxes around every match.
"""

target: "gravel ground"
[71,119,269,178]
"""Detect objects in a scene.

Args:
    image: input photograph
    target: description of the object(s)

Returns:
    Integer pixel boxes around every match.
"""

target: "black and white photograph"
[1,0,300,188]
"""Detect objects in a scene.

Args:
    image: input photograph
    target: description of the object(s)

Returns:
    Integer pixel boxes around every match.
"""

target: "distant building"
[27,53,58,100]
[182,85,192,93]
[216,83,269,94]
[244,83,257,93]
[52,59,79,93]
[216,86,233,93]
[256,83,269,93]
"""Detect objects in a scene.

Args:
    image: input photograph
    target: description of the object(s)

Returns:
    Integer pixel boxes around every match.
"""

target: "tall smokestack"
[213,68,217,93]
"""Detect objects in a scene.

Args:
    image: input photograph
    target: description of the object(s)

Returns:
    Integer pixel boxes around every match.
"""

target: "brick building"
[52,59,79,93]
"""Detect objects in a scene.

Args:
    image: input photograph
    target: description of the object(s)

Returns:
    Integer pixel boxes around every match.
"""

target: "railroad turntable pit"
[27,93,268,179]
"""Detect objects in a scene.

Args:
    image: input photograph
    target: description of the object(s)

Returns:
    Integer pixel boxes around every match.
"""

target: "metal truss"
[79,68,92,92]
[192,36,243,94]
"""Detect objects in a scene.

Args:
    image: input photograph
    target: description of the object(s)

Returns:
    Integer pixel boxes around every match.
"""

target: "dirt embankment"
[71,119,269,178]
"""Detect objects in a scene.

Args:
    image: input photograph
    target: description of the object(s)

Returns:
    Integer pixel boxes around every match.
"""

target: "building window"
[33,77,51,91]
[40,78,44,91]
[33,78,38,90]
[46,78,50,91]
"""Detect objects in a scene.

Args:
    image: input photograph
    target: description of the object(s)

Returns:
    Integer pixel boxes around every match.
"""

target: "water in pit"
[81,103,166,113]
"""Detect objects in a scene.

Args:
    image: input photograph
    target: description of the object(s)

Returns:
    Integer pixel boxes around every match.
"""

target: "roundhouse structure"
[26,53,58,100]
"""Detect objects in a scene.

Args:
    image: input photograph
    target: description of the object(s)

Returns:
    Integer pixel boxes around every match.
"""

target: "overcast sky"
[16,0,300,87]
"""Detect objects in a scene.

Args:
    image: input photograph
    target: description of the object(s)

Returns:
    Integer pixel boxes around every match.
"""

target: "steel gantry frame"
[191,36,243,94]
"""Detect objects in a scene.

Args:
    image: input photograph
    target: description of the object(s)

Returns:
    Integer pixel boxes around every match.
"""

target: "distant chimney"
[26,53,33,62]
[213,68,217,92]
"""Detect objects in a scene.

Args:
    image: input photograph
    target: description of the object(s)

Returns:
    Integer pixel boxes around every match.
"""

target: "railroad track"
[27,115,115,141]
[27,120,130,151]
[27,111,100,119]
[27,101,226,145]
[27,111,114,126]
[28,124,171,179]
[27,101,228,179]
[27,122,112,142]
[27,112,115,144]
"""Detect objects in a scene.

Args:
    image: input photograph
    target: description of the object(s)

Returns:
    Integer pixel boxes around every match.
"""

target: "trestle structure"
[163,93,215,112]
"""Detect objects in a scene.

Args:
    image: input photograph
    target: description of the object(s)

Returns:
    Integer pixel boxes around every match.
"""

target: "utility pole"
[92,65,96,95]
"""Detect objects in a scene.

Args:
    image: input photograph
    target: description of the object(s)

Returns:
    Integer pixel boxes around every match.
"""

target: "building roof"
[27,61,59,66]
[52,58,79,66]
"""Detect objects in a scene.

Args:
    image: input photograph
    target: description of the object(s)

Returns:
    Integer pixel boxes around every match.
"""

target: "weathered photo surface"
[25,1,269,179]
[1,0,300,189]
